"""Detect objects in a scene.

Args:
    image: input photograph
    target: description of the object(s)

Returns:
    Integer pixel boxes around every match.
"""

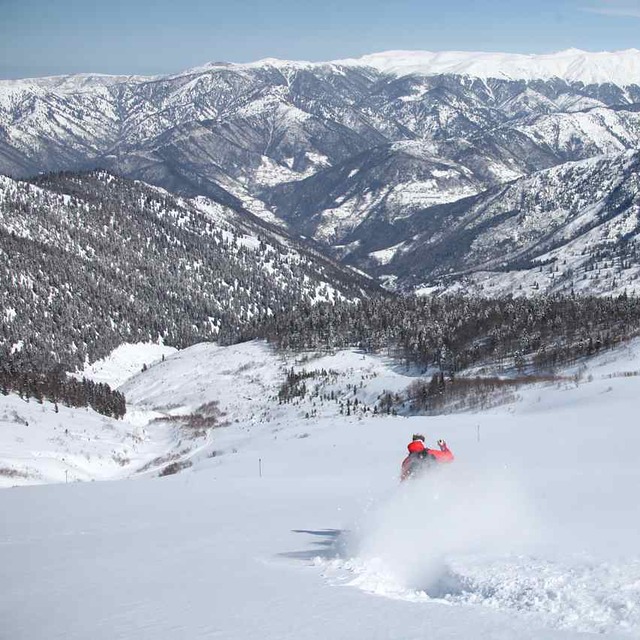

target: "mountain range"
[1,48,640,298]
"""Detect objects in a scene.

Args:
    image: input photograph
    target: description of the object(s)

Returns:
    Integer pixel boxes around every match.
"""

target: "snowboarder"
[400,434,454,481]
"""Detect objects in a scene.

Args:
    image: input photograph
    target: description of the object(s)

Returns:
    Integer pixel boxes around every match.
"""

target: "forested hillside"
[0,171,375,373]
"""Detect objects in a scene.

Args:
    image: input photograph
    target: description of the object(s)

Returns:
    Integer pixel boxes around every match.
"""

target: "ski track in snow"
[323,553,640,636]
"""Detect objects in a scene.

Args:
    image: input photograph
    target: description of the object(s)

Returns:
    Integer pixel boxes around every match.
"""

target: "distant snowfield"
[5,48,640,94]
[2,339,640,638]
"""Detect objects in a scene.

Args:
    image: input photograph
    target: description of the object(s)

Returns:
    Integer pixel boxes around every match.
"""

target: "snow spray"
[341,462,539,598]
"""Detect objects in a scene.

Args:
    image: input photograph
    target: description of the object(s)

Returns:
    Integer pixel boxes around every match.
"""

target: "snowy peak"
[340,48,640,86]
[4,48,640,92]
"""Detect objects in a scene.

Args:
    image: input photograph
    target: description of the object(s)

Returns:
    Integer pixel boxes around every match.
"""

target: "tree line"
[0,366,126,419]
[240,293,640,373]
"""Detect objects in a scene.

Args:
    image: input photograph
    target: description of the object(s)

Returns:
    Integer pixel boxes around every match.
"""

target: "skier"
[400,434,432,481]
[400,434,454,481]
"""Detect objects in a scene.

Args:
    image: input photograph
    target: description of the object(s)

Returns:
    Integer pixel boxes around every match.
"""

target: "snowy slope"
[0,171,377,371]
[0,342,220,487]
[78,343,178,388]
[2,339,640,638]
[0,341,408,487]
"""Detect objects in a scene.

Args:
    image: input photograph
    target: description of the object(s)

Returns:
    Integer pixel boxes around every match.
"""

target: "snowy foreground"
[2,340,640,639]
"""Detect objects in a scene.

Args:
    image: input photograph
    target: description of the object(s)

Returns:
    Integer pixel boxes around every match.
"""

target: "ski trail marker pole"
[477,424,480,443]
[259,458,262,478]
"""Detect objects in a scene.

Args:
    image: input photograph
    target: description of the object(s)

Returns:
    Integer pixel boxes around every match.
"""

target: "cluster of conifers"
[0,369,126,419]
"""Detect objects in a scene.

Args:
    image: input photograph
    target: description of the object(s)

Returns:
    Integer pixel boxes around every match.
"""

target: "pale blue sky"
[1,0,639,79]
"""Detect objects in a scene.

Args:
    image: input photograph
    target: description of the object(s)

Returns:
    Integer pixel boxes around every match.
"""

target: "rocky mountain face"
[367,151,640,296]
[264,141,488,247]
[0,171,376,371]
[1,49,640,296]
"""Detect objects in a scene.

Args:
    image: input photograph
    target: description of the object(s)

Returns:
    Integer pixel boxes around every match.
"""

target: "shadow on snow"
[279,528,348,561]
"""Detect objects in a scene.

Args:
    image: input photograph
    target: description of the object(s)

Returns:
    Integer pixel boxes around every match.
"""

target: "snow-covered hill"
[2,335,640,638]
[0,340,418,486]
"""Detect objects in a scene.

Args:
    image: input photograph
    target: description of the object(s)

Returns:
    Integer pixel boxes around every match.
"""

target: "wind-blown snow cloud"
[583,0,640,17]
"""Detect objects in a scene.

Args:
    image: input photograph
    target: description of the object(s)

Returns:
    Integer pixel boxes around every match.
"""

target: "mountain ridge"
[5,48,640,87]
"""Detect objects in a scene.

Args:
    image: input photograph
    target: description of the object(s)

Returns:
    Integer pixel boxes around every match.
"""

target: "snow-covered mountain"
[0,171,376,371]
[2,51,639,188]
[267,146,640,296]
[362,151,640,295]
[6,48,640,640]
[2,49,640,295]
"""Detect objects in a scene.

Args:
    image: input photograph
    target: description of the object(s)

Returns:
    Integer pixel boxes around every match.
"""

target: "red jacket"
[430,445,454,463]
[401,440,454,480]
